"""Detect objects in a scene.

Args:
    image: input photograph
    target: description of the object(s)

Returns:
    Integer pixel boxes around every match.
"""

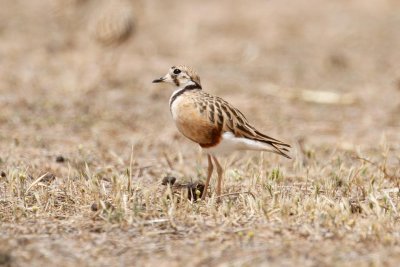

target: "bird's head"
[152,65,201,89]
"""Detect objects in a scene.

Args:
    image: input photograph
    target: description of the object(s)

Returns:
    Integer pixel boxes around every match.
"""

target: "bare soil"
[0,0,400,266]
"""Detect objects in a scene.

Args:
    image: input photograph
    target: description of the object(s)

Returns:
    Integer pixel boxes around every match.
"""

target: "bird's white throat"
[169,81,199,107]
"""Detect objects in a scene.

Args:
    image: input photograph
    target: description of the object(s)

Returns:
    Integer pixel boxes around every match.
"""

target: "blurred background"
[0,0,399,173]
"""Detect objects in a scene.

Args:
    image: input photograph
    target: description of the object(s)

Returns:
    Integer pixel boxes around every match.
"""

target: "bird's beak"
[153,73,173,84]
[152,77,165,83]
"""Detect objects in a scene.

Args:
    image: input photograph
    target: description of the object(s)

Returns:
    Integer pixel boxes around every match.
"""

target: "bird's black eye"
[173,69,181,75]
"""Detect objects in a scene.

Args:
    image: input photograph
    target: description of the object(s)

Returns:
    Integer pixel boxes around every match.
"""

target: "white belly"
[202,132,276,155]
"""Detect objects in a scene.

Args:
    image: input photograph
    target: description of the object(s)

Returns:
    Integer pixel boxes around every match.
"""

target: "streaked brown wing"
[197,91,291,158]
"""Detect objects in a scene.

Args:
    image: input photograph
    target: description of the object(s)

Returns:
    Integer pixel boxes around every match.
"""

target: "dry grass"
[0,0,400,266]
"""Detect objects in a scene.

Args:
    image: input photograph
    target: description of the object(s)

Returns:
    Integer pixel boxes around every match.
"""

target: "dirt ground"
[0,0,400,266]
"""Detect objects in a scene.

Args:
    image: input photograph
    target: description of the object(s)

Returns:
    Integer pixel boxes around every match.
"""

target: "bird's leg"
[201,154,213,200]
[213,156,224,197]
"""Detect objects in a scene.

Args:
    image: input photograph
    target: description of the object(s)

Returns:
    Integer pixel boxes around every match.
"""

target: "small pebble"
[0,171,6,178]
[55,156,65,163]
[162,176,176,186]
[91,202,114,211]
[91,203,98,211]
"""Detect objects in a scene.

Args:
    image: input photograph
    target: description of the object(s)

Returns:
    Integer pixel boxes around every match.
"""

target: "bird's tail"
[251,130,291,159]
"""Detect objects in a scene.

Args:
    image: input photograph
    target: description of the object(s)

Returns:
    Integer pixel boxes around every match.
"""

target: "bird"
[88,0,134,46]
[86,0,134,84]
[152,65,290,200]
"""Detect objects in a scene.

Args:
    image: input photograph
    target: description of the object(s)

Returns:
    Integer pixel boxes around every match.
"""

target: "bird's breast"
[169,95,221,147]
